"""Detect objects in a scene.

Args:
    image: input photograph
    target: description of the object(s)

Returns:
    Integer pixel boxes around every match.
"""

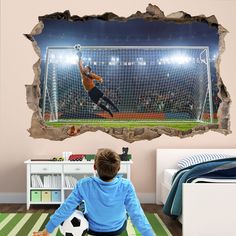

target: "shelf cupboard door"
[64,164,94,174]
[31,164,62,173]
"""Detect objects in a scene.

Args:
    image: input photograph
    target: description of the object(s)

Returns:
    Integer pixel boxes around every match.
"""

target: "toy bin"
[42,191,51,202]
[51,191,61,202]
[31,191,41,202]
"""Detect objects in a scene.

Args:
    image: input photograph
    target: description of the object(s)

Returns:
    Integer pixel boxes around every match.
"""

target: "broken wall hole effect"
[25,4,231,143]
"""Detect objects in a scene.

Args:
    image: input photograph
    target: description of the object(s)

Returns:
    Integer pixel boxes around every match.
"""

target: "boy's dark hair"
[95,149,120,181]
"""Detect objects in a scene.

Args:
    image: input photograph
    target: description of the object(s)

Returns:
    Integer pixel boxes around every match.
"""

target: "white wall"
[0,0,236,203]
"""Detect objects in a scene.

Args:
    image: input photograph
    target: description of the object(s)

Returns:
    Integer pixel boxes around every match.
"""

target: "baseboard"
[0,193,26,203]
[0,192,156,204]
[137,192,156,203]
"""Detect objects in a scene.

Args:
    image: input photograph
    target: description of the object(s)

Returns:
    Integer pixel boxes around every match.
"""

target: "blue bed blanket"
[163,158,236,217]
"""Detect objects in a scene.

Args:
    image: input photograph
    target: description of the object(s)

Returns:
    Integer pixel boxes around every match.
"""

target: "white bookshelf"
[24,160,132,210]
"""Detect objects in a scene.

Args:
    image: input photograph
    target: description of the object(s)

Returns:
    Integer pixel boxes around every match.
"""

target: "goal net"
[41,46,213,123]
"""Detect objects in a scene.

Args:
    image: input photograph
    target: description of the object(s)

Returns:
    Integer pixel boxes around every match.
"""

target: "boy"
[33,149,154,236]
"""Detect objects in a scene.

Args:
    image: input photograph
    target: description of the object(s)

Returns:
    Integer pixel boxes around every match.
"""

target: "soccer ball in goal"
[41,45,213,123]
[74,44,81,50]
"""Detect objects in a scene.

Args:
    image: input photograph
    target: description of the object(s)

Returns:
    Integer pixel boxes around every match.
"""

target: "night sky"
[34,18,219,59]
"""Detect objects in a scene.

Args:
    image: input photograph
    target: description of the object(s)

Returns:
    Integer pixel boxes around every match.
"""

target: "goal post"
[41,45,214,123]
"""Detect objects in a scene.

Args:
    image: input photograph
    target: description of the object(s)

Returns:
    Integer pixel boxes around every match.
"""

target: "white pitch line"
[126,219,137,235]
[8,213,32,236]
[51,227,60,236]
[0,214,16,231]
[154,213,172,236]
[27,213,48,236]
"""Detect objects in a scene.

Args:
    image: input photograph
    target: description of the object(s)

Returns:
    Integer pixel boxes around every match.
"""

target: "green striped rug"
[0,213,172,236]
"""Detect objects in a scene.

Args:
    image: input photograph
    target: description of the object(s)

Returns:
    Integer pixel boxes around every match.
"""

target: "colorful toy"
[52,157,64,161]
[68,154,85,161]
[119,147,131,161]
[85,154,95,161]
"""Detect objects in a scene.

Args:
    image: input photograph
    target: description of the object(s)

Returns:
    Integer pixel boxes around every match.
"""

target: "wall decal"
[25,4,231,142]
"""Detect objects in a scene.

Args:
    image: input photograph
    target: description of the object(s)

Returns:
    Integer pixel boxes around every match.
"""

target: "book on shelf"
[31,174,60,188]
[31,175,43,188]
[37,175,43,188]
[64,175,78,188]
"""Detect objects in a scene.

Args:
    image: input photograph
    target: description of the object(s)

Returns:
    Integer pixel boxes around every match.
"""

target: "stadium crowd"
[40,61,220,120]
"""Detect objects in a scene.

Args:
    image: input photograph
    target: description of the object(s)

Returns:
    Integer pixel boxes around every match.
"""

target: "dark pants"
[88,219,127,236]
[88,87,104,104]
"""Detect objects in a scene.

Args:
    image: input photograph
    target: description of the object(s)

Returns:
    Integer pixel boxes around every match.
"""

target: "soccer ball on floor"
[60,210,89,236]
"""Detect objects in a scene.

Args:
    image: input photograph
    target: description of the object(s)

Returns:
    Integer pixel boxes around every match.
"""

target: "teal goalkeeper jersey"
[46,175,154,236]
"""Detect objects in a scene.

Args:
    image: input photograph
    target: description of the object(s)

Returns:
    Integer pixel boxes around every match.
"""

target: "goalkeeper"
[76,46,119,117]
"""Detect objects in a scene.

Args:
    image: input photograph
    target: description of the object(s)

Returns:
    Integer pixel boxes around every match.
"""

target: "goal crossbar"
[46,45,210,50]
[42,45,214,123]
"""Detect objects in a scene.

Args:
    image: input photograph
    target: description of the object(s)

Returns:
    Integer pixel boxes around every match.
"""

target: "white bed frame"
[156,149,236,236]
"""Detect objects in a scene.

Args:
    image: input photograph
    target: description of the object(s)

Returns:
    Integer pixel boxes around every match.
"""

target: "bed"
[156,149,236,236]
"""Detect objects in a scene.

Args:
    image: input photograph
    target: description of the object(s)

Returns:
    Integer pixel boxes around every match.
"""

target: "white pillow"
[177,153,233,169]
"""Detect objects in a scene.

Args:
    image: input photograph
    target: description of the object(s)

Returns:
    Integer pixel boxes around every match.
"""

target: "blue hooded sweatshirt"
[46,175,154,236]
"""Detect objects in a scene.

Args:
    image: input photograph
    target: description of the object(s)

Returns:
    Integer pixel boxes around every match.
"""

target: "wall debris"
[25,4,231,142]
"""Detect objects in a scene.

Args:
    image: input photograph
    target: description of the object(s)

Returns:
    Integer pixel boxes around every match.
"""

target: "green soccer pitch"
[45,119,216,131]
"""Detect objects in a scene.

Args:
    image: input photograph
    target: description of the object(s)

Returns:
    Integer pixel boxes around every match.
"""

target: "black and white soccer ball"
[60,210,89,236]
[74,44,81,50]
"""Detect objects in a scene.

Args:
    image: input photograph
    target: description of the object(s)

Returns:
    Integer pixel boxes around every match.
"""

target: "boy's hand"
[33,229,50,236]
[74,44,82,58]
